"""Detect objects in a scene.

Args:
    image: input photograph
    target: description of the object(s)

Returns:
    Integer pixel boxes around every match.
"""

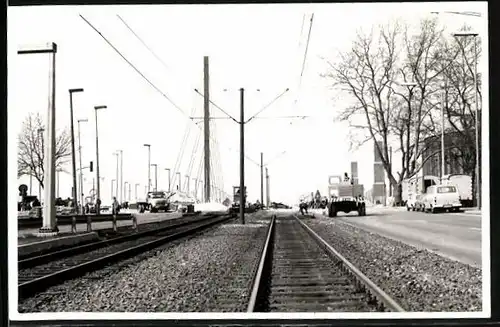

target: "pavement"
[18,211,183,240]
[308,206,483,268]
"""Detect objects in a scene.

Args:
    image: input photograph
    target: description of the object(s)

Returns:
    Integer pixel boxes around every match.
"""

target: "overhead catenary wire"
[80,14,189,119]
[81,14,261,184]
[114,14,291,172]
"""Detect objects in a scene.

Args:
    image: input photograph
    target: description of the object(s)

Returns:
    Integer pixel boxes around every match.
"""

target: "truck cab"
[327,175,366,217]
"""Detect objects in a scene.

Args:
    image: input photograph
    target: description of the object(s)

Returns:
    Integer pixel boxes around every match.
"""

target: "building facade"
[421,129,478,177]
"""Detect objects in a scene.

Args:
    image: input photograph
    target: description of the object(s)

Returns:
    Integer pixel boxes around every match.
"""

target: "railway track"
[18,213,207,261]
[247,214,405,312]
[18,213,232,300]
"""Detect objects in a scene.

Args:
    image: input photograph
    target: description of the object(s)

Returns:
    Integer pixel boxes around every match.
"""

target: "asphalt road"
[329,208,482,268]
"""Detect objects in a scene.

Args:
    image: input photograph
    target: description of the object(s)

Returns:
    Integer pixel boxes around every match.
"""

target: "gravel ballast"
[304,217,482,312]
[19,214,270,312]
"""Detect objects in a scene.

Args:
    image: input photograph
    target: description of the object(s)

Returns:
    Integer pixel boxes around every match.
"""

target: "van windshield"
[149,192,165,199]
[437,186,457,193]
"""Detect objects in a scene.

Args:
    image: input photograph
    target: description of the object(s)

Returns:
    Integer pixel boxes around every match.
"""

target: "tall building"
[372,141,386,205]
[421,129,478,177]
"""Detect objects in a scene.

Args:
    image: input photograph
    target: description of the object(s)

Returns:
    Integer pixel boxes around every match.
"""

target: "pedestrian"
[112,197,120,215]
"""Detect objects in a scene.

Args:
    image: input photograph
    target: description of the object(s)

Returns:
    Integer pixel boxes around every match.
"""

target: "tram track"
[18,213,232,300]
[247,214,405,312]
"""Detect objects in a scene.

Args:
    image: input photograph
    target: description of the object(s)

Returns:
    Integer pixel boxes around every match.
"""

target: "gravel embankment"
[19,214,270,312]
[305,217,482,312]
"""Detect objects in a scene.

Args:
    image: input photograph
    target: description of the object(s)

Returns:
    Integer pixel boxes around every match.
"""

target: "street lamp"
[69,88,84,214]
[94,105,107,215]
[144,144,151,194]
[118,149,124,203]
[453,31,480,208]
[151,164,158,192]
[165,168,171,192]
[77,118,88,213]
[111,179,116,200]
[431,11,482,17]
[37,128,45,202]
[135,183,140,201]
[124,181,129,202]
[113,152,119,198]
[18,42,58,235]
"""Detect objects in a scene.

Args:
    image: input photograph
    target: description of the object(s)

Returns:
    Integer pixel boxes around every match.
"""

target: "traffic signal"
[90,161,93,172]
[19,184,28,197]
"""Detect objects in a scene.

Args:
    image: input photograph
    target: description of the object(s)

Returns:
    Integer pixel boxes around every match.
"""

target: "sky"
[8,2,488,206]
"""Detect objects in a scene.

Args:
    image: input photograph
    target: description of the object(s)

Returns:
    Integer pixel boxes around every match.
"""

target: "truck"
[327,175,366,217]
[403,174,472,210]
[403,175,440,211]
[442,174,473,207]
[229,186,247,215]
[136,191,172,213]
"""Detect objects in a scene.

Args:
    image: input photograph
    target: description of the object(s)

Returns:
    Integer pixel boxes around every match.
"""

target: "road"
[330,208,482,268]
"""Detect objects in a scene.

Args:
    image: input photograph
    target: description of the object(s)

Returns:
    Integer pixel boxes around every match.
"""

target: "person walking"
[112,197,120,215]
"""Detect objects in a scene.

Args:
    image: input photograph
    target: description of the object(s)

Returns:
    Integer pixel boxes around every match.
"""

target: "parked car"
[421,185,462,213]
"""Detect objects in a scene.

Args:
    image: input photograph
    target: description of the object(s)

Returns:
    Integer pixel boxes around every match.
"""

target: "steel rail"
[294,215,406,312]
[246,214,276,312]
[18,214,210,268]
[19,214,232,300]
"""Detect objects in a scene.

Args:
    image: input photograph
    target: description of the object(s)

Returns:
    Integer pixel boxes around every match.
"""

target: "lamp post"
[165,168,171,192]
[69,88,84,214]
[77,118,88,213]
[144,144,151,194]
[37,128,45,202]
[111,179,116,200]
[124,181,129,202]
[176,172,181,191]
[113,152,119,198]
[94,105,107,215]
[119,150,124,204]
[151,164,158,192]
[453,31,480,208]
[18,42,58,235]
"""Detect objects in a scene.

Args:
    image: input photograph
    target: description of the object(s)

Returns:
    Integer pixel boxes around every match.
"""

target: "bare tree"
[17,112,72,189]
[436,24,482,203]
[323,18,450,204]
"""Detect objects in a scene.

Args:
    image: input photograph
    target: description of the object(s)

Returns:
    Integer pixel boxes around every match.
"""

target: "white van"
[422,185,462,213]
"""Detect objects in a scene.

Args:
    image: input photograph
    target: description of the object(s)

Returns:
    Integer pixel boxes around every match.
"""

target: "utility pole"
[389,146,392,197]
[239,88,245,224]
[204,56,211,203]
[260,152,264,207]
[94,105,107,215]
[69,88,83,214]
[151,164,158,191]
[266,167,270,208]
[77,119,88,213]
[144,144,151,194]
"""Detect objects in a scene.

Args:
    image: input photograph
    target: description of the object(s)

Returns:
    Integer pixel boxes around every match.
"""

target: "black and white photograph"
[8,1,489,321]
